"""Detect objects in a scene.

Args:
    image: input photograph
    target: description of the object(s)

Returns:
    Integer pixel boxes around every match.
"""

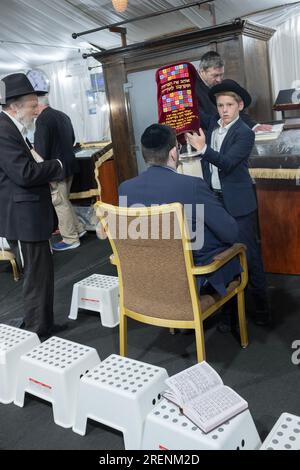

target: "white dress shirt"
[2,110,63,167]
[2,110,28,142]
[210,116,239,190]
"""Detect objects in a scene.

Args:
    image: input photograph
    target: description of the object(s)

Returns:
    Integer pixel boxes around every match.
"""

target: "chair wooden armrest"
[191,243,246,275]
[212,243,246,261]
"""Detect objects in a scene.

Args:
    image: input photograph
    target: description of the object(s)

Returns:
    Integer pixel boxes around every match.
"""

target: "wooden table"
[250,129,300,274]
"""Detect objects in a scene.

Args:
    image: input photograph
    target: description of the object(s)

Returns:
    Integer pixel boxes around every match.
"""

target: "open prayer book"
[255,123,284,141]
[163,362,248,433]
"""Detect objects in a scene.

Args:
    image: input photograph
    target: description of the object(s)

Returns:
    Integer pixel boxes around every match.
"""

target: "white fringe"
[249,168,300,179]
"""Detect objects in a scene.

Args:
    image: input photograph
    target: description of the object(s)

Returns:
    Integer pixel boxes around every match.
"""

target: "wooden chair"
[0,249,20,282]
[95,202,248,362]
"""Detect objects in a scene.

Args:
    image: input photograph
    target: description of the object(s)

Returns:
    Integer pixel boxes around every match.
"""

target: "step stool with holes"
[14,336,100,428]
[68,274,119,327]
[141,399,261,450]
[0,324,40,404]
[73,354,168,449]
[260,413,300,450]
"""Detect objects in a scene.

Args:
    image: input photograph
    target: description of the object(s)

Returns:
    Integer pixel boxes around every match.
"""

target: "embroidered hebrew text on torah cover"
[156,62,199,143]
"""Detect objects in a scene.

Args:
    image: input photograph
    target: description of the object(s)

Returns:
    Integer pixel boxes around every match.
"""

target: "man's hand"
[254,124,273,133]
[30,149,44,163]
[185,128,206,152]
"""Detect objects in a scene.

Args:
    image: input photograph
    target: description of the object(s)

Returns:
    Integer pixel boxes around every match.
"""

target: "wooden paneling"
[256,185,300,274]
[97,160,118,205]
[217,37,245,84]
[242,36,273,122]
[103,60,138,184]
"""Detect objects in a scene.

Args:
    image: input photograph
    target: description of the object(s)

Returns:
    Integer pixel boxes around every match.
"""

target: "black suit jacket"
[0,112,63,241]
[196,75,257,130]
[34,106,77,179]
[202,116,256,217]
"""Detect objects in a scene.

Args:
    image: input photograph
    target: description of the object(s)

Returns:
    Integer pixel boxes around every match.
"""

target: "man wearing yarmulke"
[118,123,241,299]
[186,79,270,330]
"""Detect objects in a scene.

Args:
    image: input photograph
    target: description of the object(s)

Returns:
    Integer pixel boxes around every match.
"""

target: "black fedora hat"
[209,79,252,108]
[1,73,46,101]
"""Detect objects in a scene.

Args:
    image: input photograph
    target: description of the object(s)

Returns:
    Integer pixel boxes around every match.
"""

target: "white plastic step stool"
[0,324,40,404]
[69,274,119,327]
[260,413,300,450]
[73,354,168,449]
[141,399,261,450]
[14,336,100,428]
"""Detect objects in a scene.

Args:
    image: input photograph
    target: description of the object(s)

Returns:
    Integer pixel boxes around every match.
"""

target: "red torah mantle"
[156,62,200,143]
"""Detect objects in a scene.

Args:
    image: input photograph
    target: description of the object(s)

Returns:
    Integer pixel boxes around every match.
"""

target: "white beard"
[25,118,36,134]
[15,110,35,132]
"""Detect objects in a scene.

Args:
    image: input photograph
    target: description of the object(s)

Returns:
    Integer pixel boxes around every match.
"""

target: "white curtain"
[249,5,300,117]
[39,58,111,143]
[268,13,300,103]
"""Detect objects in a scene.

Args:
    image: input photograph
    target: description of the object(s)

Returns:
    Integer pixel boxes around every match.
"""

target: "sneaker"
[78,230,87,239]
[52,241,80,251]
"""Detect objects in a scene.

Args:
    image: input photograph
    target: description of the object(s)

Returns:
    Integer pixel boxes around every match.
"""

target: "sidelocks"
[156,62,200,158]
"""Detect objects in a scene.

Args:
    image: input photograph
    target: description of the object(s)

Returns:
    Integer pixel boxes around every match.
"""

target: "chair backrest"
[96,202,201,322]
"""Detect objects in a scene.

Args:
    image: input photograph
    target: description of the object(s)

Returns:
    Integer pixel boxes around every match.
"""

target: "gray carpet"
[0,232,299,450]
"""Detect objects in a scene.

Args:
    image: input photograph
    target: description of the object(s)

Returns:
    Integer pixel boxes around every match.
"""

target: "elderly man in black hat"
[186,79,271,330]
[0,73,67,338]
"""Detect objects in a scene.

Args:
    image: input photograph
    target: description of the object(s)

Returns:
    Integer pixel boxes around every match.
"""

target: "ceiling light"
[112,0,128,13]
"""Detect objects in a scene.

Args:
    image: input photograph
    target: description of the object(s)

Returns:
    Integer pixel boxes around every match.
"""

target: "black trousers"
[212,191,267,309]
[235,211,267,308]
[8,240,54,334]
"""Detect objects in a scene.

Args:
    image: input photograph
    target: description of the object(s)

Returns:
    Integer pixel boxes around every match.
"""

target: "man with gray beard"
[0,73,67,338]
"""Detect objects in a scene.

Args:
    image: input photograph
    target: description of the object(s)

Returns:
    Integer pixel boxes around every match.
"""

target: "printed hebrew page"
[183,385,248,433]
[163,362,248,433]
[163,361,222,406]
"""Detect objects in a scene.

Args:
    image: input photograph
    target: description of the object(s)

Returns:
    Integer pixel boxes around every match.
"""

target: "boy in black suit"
[186,80,270,328]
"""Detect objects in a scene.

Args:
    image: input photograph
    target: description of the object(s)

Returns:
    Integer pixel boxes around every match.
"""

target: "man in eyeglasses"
[196,51,272,133]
